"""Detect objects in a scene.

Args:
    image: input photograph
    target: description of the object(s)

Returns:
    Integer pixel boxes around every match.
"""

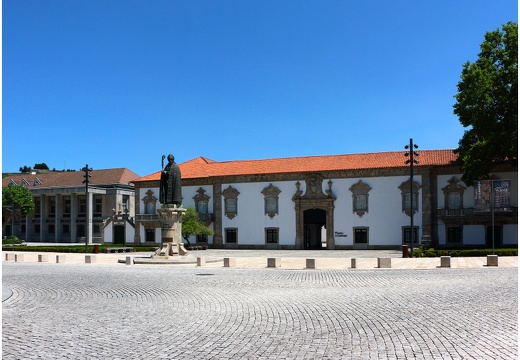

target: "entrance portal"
[114,225,125,245]
[304,209,326,249]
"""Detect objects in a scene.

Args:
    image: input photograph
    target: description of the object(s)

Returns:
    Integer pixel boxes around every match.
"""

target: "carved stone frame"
[142,190,158,215]
[293,174,336,250]
[398,179,421,217]
[349,180,372,217]
[441,176,466,209]
[223,186,240,220]
[261,183,281,219]
[193,187,210,214]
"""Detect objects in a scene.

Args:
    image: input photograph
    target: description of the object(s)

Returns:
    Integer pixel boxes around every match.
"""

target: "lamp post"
[404,139,419,257]
[82,164,92,253]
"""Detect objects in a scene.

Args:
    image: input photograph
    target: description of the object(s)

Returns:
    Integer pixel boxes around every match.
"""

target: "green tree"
[182,207,213,247]
[453,21,518,185]
[34,163,49,170]
[2,184,35,216]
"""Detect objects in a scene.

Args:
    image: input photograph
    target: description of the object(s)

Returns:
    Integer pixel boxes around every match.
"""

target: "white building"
[132,150,517,249]
[2,168,140,244]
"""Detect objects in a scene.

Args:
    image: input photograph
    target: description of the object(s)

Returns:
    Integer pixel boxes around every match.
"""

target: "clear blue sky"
[3,0,517,177]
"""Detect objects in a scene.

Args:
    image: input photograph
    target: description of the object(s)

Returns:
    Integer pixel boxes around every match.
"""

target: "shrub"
[2,236,23,245]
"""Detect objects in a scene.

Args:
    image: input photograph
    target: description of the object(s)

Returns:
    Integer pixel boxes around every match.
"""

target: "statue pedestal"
[156,205,188,257]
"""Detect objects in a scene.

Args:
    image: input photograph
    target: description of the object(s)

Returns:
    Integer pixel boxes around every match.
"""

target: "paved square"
[2,262,517,359]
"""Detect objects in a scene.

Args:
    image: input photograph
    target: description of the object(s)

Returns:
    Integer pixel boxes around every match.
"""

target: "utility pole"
[404,139,419,257]
[82,164,92,253]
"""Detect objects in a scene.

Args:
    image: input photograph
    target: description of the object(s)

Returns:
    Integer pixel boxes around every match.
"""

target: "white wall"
[220,181,297,246]
[463,225,485,245]
[333,176,421,247]
[503,224,518,245]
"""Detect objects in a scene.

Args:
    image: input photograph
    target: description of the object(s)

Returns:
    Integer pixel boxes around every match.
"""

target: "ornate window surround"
[441,176,466,209]
[193,187,210,214]
[223,186,240,220]
[398,179,421,217]
[349,180,372,216]
[142,190,158,215]
[261,183,281,219]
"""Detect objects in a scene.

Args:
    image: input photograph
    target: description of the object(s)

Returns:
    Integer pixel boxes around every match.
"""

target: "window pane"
[354,194,367,211]
[266,229,278,243]
[226,199,237,213]
[265,197,277,213]
[354,228,368,243]
[226,229,237,243]
[197,201,207,214]
[447,192,461,209]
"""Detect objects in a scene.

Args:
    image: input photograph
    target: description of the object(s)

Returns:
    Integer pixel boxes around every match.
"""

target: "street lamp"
[404,139,419,257]
[82,164,92,253]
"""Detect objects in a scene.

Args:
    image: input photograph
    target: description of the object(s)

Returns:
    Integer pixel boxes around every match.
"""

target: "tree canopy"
[453,21,518,185]
[2,184,35,216]
[181,207,213,246]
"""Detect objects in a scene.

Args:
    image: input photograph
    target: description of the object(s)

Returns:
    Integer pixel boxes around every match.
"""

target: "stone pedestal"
[156,205,188,257]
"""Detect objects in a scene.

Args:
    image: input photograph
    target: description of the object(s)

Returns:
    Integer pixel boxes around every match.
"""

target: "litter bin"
[94,244,100,254]
[402,245,409,258]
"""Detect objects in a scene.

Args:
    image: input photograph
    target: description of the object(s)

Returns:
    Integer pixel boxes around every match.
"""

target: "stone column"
[326,203,335,250]
[71,194,77,243]
[55,194,61,243]
[212,182,223,248]
[40,195,46,242]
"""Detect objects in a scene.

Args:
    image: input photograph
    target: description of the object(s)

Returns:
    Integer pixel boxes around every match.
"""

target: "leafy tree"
[19,166,32,173]
[182,207,213,247]
[453,21,517,185]
[34,163,49,170]
[2,184,35,216]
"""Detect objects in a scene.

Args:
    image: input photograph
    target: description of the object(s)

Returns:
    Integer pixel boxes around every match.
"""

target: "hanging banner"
[474,180,511,212]
[493,179,512,211]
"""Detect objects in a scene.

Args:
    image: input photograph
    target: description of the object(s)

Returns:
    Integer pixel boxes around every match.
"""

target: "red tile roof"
[133,150,457,182]
[2,168,141,188]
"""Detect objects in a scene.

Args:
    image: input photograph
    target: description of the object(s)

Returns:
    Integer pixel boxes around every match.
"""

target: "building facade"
[132,150,517,249]
[2,168,140,244]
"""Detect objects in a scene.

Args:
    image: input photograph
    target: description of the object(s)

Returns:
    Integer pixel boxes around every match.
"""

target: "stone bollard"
[15,254,24,262]
[351,258,357,269]
[6,253,15,261]
[85,255,96,264]
[306,259,317,269]
[126,256,133,265]
[440,256,451,268]
[38,254,49,263]
[197,257,205,267]
[56,255,66,264]
[267,258,281,268]
[487,255,499,267]
[224,258,236,267]
[377,258,391,268]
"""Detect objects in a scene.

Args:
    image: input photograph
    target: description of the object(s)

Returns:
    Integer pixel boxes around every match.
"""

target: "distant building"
[2,168,140,244]
[132,150,517,249]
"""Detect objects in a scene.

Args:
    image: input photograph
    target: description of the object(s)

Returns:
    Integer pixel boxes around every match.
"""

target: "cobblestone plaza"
[2,255,518,359]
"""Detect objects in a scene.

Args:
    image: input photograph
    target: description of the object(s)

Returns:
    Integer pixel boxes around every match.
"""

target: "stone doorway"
[293,174,336,250]
[114,225,125,245]
[304,209,326,249]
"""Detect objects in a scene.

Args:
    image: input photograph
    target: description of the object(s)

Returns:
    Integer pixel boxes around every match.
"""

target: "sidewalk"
[3,250,518,270]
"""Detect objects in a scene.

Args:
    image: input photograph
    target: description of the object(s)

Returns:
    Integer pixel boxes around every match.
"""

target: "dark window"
[354,228,368,244]
[197,234,208,243]
[447,227,462,243]
[63,224,70,235]
[77,224,85,237]
[226,229,237,243]
[403,227,418,244]
[48,224,55,235]
[266,228,279,243]
[145,229,155,242]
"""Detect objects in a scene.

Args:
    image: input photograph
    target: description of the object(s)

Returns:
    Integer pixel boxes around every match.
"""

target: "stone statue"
[159,154,182,205]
